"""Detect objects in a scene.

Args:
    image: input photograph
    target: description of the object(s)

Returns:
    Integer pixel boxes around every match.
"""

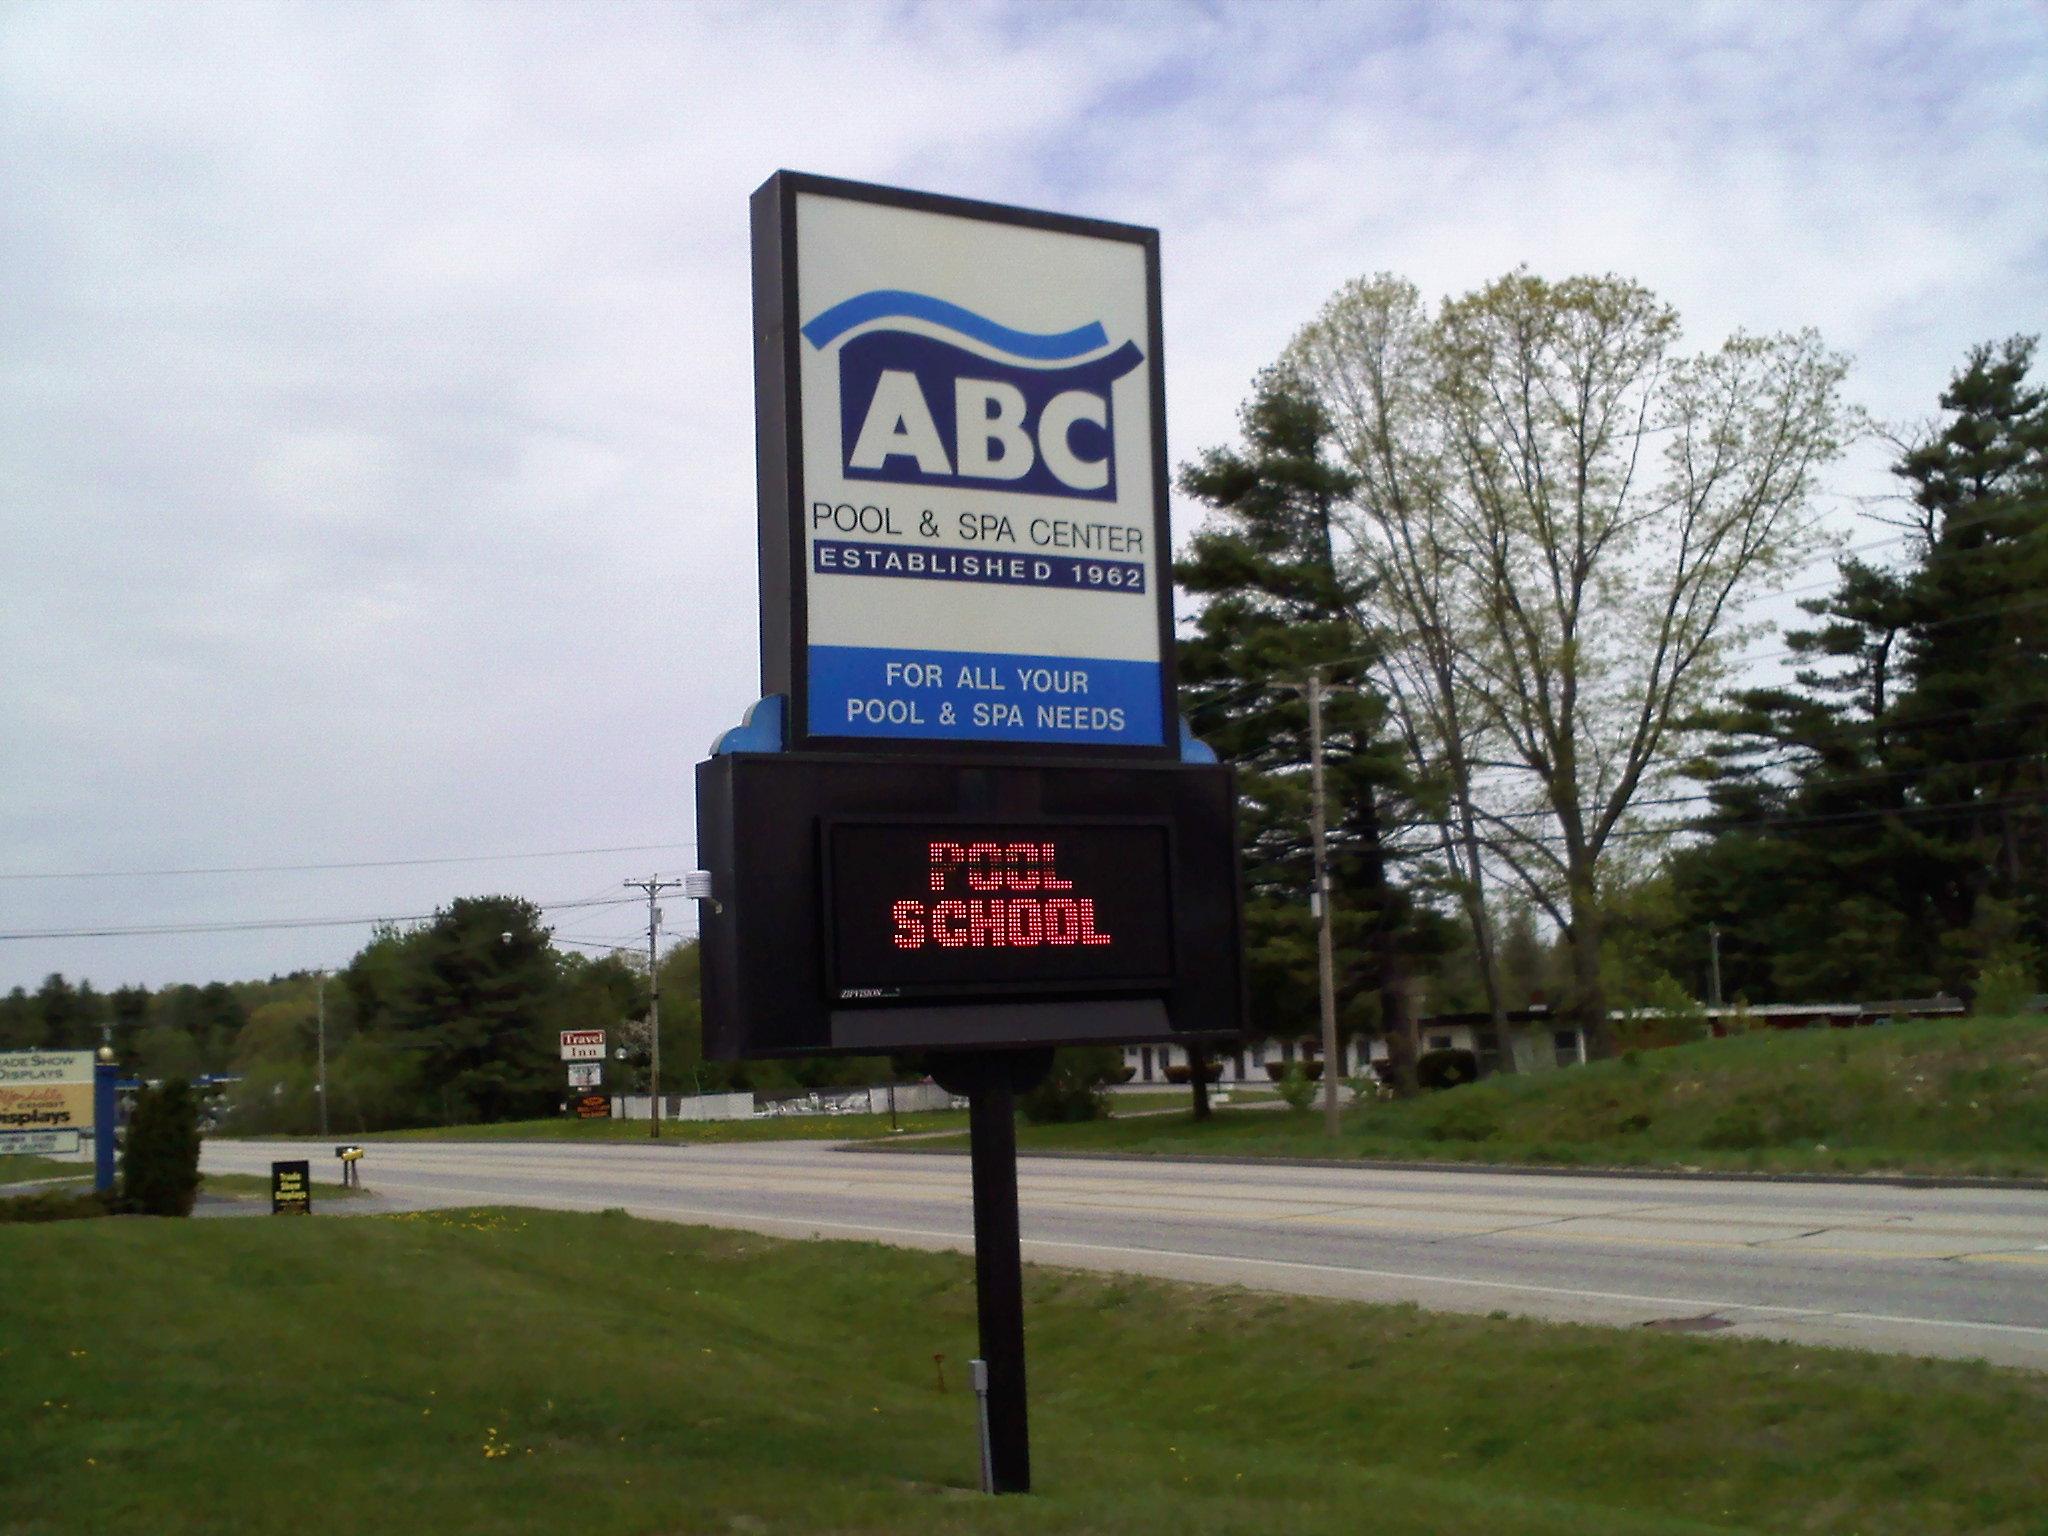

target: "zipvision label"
[801,291,1144,503]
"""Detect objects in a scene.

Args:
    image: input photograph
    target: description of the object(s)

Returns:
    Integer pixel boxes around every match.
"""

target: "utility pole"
[1708,924,1723,1015]
[625,877,683,1140]
[315,969,328,1138]
[1306,670,1342,1138]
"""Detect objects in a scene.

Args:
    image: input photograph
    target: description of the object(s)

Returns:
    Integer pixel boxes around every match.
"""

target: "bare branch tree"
[1293,271,1852,1057]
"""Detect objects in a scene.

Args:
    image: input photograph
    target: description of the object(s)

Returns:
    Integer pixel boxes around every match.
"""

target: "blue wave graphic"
[800,289,1110,361]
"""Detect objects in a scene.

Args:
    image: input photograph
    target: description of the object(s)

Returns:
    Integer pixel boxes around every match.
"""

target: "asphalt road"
[201,1137,2048,1370]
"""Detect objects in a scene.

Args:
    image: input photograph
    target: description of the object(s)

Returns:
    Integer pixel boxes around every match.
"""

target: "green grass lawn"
[198,1172,369,1203]
[335,1109,968,1145]
[995,1017,2048,1179]
[0,1156,87,1187]
[4,1210,2045,1536]
[1111,1088,1278,1113]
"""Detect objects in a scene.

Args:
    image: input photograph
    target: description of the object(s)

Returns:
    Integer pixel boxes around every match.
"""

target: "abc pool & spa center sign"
[754,173,1173,754]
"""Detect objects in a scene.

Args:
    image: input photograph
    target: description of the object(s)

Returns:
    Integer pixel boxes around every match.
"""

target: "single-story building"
[1121,1008,1586,1085]
[1120,994,1972,1085]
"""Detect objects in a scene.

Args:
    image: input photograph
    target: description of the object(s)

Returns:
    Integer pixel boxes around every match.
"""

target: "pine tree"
[1177,368,1436,1093]
[1675,338,2047,998]
[121,1078,203,1217]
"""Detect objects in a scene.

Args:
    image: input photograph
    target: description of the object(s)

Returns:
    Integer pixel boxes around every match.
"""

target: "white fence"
[754,1082,965,1117]
[610,1091,754,1122]
[608,1083,962,1122]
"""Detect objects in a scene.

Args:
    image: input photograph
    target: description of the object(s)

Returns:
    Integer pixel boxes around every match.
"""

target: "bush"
[1975,958,2039,1018]
[1274,1062,1318,1113]
[1020,1047,1120,1124]
[1416,1048,1480,1092]
[1426,1095,1503,1144]
[0,1189,115,1224]
[1343,1073,1385,1106]
[1700,1101,1767,1150]
[1264,1060,1324,1082]
[1700,1083,1829,1150]
[121,1078,203,1217]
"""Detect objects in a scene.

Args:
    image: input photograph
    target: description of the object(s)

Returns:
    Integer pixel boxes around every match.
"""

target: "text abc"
[850,370,1111,493]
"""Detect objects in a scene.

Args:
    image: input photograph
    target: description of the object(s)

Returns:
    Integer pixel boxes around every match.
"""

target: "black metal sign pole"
[968,1072,1030,1494]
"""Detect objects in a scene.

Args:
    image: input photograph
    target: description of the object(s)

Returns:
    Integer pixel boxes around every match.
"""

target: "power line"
[0,840,698,884]
[1736,591,2048,670]
[1759,521,2048,607]
[1442,789,2045,851]
[556,935,676,955]
[0,895,640,944]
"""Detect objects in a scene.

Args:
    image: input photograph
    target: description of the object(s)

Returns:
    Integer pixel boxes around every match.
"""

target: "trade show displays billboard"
[0,1050,93,1158]
[752,172,1174,756]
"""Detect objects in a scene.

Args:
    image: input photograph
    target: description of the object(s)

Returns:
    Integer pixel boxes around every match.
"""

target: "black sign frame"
[751,170,1179,761]
[696,752,1245,1060]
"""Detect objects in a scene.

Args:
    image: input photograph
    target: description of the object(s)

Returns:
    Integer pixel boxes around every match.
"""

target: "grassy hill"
[5,1208,2046,1535]
[1008,1016,2048,1179]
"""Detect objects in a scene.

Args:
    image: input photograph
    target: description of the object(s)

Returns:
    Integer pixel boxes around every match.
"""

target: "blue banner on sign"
[809,644,1164,746]
[813,539,1145,595]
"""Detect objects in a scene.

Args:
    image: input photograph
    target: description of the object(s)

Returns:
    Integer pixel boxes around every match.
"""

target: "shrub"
[0,1189,115,1224]
[1700,1083,1829,1150]
[121,1077,204,1216]
[1343,1073,1385,1106]
[1701,1101,1767,1150]
[1974,958,2039,1019]
[1264,1060,1324,1082]
[1274,1062,1318,1113]
[1426,1095,1503,1143]
[1416,1048,1480,1092]
[1020,1047,1120,1124]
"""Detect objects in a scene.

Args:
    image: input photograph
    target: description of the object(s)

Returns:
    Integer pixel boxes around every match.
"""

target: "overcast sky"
[3,0,2044,992]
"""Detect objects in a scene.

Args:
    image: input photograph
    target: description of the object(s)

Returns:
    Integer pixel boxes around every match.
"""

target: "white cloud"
[1,0,2042,985]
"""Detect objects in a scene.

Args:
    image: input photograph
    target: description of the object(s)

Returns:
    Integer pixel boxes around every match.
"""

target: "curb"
[848,1141,2048,1192]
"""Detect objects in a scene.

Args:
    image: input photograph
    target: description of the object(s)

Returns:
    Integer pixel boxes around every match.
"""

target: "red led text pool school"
[889,841,1114,950]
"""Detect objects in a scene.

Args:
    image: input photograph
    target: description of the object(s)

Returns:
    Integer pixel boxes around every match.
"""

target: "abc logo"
[854,369,1110,493]
[820,323,1145,504]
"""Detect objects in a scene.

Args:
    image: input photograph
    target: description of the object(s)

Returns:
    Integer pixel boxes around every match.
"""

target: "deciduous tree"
[1291,272,1852,1055]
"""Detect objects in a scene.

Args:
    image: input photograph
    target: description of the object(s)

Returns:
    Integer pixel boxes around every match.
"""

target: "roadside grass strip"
[1001,1017,2048,1180]
[4,1209,2046,1535]
[0,1156,86,1188]
[288,1109,971,1145]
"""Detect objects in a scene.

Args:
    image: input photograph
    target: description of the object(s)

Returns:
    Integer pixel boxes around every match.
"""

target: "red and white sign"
[559,1030,606,1062]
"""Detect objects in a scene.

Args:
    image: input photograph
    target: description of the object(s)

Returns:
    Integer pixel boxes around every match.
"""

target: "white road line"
[330,1172,2048,1343]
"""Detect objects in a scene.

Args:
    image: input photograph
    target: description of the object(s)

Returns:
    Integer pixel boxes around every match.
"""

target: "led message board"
[695,754,1243,1058]
[825,822,1174,1000]
[752,172,1175,756]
